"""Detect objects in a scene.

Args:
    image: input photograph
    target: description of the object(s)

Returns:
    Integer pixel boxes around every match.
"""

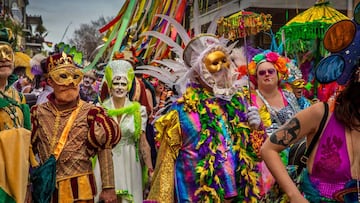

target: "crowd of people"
[1,3,360,203]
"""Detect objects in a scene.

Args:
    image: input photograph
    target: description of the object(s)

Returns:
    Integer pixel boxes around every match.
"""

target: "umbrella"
[278,0,349,56]
[217,11,272,40]
[217,11,272,105]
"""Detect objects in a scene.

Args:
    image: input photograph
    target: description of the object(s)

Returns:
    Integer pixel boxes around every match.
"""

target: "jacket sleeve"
[87,106,121,189]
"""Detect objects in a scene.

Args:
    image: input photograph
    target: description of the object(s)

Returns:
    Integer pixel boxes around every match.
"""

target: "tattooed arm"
[260,102,327,203]
[270,117,301,147]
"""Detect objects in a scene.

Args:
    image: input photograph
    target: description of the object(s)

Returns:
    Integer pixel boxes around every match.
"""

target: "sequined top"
[31,94,121,187]
[252,88,300,136]
[309,113,351,199]
[297,96,311,110]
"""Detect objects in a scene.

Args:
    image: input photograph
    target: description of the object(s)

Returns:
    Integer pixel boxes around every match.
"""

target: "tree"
[68,16,111,62]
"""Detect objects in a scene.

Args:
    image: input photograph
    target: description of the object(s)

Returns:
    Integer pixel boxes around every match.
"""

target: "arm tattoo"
[270,117,300,147]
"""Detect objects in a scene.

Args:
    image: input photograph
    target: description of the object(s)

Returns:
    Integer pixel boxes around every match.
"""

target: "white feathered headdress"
[135,2,238,98]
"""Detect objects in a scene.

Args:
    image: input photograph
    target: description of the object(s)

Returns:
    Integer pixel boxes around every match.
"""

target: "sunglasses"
[258,69,276,76]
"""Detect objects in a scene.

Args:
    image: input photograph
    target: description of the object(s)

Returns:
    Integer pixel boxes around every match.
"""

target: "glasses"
[258,69,276,76]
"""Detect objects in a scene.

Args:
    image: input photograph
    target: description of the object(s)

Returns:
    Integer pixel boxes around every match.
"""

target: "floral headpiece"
[248,50,289,78]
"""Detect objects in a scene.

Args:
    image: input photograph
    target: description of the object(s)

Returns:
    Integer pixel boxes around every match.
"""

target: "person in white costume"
[94,59,153,203]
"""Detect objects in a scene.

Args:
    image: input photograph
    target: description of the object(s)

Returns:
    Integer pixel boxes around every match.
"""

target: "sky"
[27,0,125,49]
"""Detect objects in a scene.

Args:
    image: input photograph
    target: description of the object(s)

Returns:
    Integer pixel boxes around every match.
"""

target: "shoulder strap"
[53,101,84,160]
[300,102,329,166]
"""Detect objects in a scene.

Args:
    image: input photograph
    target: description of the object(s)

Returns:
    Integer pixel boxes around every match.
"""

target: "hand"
[98,188,117,203]
[148,168,154,182]
[247,106,261,130]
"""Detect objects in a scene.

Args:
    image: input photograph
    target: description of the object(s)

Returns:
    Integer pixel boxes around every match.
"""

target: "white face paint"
[111,76,128,98]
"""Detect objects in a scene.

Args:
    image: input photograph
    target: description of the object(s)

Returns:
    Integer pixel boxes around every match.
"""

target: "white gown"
[94,97,147,203]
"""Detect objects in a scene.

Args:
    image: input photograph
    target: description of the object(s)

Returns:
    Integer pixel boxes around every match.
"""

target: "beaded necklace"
[0,91,21,128]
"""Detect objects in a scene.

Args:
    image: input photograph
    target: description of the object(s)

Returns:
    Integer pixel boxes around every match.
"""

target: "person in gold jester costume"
[30,52,121,203]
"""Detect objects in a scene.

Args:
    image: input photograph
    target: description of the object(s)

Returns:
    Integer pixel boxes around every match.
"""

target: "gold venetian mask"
[203,50,230,73]
[49,67,83,86]
[0,44,14,61]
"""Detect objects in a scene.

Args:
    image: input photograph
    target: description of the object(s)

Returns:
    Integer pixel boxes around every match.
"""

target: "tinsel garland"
[181,83,266,202]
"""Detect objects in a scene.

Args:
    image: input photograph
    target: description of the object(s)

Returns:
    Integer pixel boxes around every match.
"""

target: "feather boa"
[181,83,266,202]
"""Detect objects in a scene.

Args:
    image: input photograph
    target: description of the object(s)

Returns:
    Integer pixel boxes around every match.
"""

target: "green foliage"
[56,42,84,66]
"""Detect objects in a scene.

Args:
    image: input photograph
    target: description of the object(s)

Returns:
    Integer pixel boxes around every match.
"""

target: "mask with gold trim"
[46,52,83,86]
[48,67,83,86]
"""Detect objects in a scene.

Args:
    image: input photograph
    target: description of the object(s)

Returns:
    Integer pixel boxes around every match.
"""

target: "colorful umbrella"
[278,0,349,56]
[217,11,272,40]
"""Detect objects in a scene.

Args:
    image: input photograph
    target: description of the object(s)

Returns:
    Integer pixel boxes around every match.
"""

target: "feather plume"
[193,0,201,35]
[156,14,191,44]
[30,53,47,76]
[104,66,113,89]
[152,59,188,72]
[140,31,184,57]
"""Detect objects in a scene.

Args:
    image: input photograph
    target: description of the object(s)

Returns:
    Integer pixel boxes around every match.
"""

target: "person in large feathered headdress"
[94,59,153,203]
[137,1,267,202]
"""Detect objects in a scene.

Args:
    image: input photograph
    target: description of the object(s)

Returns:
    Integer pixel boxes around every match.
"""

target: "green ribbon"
[110,0,137,59]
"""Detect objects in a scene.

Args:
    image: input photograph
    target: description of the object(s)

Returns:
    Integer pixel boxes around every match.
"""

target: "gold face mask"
[0,44,14,61]
[203,50,230,73]
[292,80,305,88]
[49,67,83,86]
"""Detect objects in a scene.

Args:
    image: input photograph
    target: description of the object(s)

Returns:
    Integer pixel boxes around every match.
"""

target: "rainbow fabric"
[150,83,266,202]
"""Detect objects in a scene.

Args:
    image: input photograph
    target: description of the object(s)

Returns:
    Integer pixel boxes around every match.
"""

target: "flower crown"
[248,50,289,77]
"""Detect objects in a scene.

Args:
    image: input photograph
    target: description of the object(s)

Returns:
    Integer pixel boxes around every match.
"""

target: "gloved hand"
[247,106,261,130]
